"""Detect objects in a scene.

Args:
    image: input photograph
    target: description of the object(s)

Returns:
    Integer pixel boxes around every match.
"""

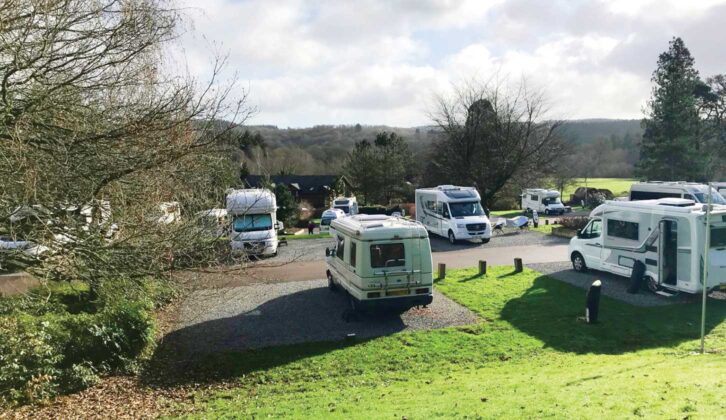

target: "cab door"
[580,218,603,269]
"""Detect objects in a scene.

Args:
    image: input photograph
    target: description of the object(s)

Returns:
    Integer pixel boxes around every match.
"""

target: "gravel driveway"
[168,280,479,353]
[529,261,700,307]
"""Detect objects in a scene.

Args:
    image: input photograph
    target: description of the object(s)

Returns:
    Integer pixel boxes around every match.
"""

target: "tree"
[638,37,704,180]
[0,0,252,289]
[426,80,566,207]
[274,183,298,226]
[343,132,412,204]
[696,74,726,177]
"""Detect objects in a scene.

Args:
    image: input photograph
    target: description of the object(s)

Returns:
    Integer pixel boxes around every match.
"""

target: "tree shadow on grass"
[500,274,725,355]
[140,286,412,389]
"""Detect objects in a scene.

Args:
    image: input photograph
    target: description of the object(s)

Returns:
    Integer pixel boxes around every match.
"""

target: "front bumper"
[457,227,491,239]
[231,240,278,255]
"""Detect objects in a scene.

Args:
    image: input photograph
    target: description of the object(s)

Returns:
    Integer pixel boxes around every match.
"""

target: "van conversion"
[521,189,566,215]
[332,196,358,216]
[226,189,280,256]
[320,208,346,233]
[629,182,726,204]
[568,198,726,294]
[415,185,491,244]
[326,215,433,312]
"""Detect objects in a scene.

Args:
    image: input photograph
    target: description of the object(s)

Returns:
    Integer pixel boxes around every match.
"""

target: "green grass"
[281,233,332,240]
[177,266,725,418]
[564,178,638,198]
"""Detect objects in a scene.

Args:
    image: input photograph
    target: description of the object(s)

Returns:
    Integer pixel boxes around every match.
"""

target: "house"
[243,175,353,208]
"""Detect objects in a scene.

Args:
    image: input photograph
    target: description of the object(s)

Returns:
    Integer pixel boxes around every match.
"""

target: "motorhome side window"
[370,243,405,268]
[349,241,357,267]
[531,194,539,201]
[336,235,345,260]
[607,219,639,241]
[583,219,602,238]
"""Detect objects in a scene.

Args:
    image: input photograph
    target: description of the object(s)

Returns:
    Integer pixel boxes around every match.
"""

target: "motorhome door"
[658,220,678,286]
[580,218,603,268]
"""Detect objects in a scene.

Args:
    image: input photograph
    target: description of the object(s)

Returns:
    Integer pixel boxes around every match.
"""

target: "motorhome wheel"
[448,230,456,244]
[571,252,587,272]
[327,271,337,291]
[645,276,660,293]
[482,238,490,244]
[544,209,550,215]
[348,292,358,312]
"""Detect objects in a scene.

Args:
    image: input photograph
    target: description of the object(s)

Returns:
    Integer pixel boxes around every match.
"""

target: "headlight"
[457,224,466,229]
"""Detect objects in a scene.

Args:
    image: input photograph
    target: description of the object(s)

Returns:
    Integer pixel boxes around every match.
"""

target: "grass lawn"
[564,178,638,198]
[282,232,331,240]
[178,266,725,418]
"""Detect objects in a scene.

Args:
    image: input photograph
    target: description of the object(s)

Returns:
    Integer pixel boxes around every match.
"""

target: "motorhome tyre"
[448,230,456,244]
[571,252,587,272]
[544,209,550,215]
[327,271,337,291]
[348,292,359,313]
[645,276,660,293]
[482,238,490,244]
[628,261,645,294]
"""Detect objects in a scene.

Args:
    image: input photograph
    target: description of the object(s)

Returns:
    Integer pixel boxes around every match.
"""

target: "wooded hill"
[241,119,643,178]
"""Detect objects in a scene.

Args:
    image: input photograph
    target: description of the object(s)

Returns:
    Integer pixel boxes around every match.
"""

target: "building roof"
[244,175,348,193]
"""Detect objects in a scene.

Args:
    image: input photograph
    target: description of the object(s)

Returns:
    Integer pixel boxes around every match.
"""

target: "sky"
[176,0,726,127]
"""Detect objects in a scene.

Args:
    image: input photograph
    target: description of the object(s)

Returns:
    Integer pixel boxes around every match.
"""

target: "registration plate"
[386,289,409,297]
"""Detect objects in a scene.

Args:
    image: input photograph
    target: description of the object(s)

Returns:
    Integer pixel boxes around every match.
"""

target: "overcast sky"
[177,0,726,127]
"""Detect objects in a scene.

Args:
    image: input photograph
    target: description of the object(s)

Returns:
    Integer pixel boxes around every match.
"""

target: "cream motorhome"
[326,215,433,312]
[629,182,726,204]
[415,185,491,244]
[226,189,280,256]
[320,208,346,233]
[332,197,358,216]
[521,189,566,215]
[568,198,726,294]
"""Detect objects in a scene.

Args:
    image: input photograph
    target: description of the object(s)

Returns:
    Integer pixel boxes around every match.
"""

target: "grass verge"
[176,266,725,418]
[282,233,332,241]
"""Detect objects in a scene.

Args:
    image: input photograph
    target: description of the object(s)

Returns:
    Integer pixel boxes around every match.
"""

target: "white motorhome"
[319,208,346,233]
[196,208,228,236]
[568,198,726,294]
[415,185,491,244]
[326,215,433,312]
[226,189,280,256]
[332,196,358,216]
[629,182,726,204]
[521,189,566,215]
[713,182,726,196]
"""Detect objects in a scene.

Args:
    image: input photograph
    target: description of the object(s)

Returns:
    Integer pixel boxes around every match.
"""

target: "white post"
[700,183,712,354]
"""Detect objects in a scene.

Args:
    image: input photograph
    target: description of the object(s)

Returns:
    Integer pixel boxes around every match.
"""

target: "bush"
[0,283,158,406]
[559,216,590,231]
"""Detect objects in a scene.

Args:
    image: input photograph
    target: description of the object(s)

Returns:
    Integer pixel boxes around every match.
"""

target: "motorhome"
[568,198,726,294]
[332,196,358,216]
[319,208,346,233]
[196,208,228,236]
[629,182,726,204]
[713,182,726,196]
[226,189,281,256]
[415,185,491,244]
[326,215,433,312]
[521,189,566,215]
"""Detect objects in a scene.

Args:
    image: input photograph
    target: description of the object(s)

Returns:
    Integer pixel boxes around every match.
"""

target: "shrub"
[559,216,590,231]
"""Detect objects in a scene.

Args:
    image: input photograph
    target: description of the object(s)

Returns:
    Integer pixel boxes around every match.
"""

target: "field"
[563,178,638,198]
[181,266,725,418]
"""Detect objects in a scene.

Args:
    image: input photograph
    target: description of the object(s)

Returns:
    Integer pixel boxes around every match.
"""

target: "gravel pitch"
[528,261,703,307]
[168,280,479,353]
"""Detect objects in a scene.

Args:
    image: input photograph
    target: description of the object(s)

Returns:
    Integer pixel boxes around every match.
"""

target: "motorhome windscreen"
[449,201,484,217]
[710,226,726,248]
[692,191,726,205]
[370,243,405,268]
[320,218,333,226]
[233,214,272,232]
[543,196,561,205]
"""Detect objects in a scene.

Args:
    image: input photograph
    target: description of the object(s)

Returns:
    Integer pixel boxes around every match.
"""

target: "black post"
[479,260,487,276]
[514,258,523,272]
[438,263,446,280]
[545,219,549,225]
[586,280,602,324]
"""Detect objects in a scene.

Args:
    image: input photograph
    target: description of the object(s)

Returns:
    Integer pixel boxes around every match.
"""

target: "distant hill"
[560,119,643,144]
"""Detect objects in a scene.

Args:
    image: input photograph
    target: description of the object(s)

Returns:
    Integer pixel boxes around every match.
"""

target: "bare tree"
[0,0,253,292]
[426,79,567,206]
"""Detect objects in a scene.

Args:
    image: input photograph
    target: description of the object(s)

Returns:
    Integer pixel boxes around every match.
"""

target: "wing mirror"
[325,247,332,257]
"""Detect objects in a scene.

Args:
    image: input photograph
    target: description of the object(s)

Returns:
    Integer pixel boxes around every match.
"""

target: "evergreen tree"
[273,183,298,226]
[639,37,703,180]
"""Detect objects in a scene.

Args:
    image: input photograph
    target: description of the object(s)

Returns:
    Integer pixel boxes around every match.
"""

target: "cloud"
[176,0,726,127]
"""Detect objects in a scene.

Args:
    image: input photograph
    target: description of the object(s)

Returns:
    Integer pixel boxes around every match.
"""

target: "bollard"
[514,258,523,272]
[545,219,549,225]
[479,260,487,276]
[438,263,446,280]
[586,280,602,324]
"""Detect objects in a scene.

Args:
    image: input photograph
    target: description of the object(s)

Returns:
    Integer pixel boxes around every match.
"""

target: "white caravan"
[568,198,726,294]
[415,185,491,244]
[319,208,346,233]
[326,215,433,312]
[332,196,358,216]
[226,189,280,256]
[629,182,726,204]
[521,189,566,215]
[196,208,228,236]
